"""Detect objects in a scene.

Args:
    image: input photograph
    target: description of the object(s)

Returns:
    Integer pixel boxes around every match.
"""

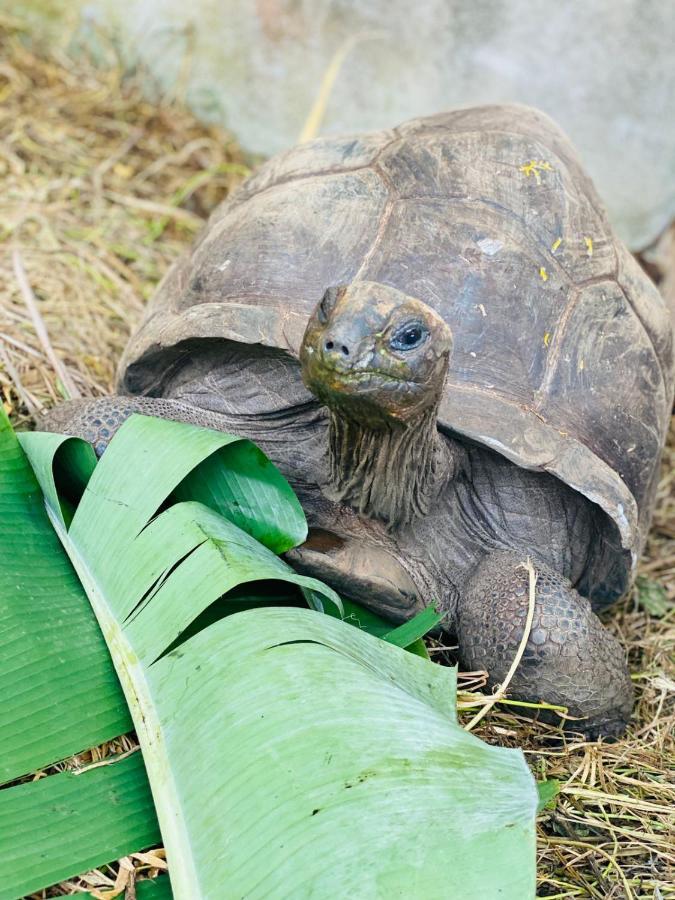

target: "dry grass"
[0,18,672,900]
[0,14,248,427]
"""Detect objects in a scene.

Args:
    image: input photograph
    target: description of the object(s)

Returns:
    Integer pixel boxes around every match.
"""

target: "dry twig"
[464,558,538,731]
[12,247,81,400]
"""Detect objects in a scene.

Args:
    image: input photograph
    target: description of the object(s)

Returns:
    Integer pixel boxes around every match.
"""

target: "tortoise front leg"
[456,551,634,739]
[39,396,226,456]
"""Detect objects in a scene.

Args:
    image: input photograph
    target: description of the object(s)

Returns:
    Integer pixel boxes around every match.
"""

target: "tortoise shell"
[120,105,674,567]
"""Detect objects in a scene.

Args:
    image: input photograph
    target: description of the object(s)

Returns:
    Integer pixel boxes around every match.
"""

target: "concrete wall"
[12,0,675,248]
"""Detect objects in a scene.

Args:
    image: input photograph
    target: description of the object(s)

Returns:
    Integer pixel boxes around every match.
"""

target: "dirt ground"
[0,18,672,900]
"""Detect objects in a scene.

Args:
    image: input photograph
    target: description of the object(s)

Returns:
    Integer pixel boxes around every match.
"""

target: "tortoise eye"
[390,321,429,352]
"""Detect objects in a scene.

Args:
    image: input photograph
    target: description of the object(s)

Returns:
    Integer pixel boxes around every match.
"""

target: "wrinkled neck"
[326,405,454,528]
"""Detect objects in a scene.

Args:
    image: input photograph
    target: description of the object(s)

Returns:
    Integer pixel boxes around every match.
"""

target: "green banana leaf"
[0,752,159,898]
[0,417,537,900]
[12,413,537,898]
[0,410,130,783]
[0,405,433,897]
[0,407,164,899]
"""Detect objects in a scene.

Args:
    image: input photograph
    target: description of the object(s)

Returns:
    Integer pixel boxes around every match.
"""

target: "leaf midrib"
[45,503,201,899]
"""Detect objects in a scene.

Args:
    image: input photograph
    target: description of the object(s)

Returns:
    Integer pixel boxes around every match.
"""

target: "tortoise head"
[300,281,453,427]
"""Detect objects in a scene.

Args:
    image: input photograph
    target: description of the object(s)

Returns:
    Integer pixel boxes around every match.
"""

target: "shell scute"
[378,126,616,283]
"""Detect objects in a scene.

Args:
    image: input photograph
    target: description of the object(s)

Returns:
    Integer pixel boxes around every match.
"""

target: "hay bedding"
[0,18,672,900]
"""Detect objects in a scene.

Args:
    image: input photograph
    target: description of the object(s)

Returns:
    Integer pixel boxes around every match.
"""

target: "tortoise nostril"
[324,339,350,357]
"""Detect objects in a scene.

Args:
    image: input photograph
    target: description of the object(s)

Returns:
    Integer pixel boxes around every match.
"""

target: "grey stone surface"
[13,0,675,247]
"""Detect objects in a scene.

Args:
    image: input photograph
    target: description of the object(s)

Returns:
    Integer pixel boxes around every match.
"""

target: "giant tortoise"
[46,105,675,737]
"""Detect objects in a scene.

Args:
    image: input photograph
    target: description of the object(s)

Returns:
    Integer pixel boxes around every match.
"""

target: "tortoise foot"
[457,551,634,739]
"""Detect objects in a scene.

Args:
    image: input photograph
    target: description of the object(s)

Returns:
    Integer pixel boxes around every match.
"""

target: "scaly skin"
[457,551,634,739]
